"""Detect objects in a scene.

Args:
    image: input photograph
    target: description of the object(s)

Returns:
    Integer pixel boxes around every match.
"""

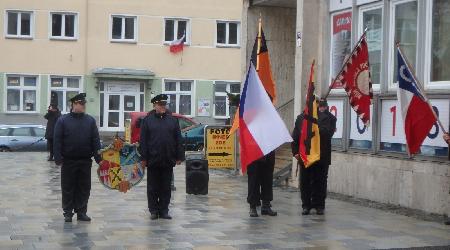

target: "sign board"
[380,99,449,147]
[350,104,373,141]
[124,119,131,143]
[205,125,236,169]
[328,99,344,139]
[331,11,352,89]
[197,98,211,117]
[107,83,140,93]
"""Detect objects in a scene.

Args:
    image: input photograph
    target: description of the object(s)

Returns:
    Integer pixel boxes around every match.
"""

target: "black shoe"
[64,216,72,222]
[445,220,450,225]
[159,213,172,220]
[171,185,176,191]
[301,208,311,215]
[77,213,91,221]
[150,213,158,220]
[316,208,325,215]
[261,204,278,216]
[249,207,259,217]
[48,157,54,161]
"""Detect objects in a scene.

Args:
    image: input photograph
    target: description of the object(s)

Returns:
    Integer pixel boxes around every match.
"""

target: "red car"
[129,112,198,144]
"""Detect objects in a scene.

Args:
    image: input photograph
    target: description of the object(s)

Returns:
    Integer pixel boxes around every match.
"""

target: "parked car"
[0,124,47,152]
[129,112,205,151]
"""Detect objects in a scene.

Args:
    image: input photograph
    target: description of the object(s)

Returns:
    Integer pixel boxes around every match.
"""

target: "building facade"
[243,0,449,216]
[0,0,243,132]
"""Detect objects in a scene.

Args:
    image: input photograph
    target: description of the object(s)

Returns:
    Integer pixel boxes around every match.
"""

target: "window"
[6,75,38,112]
[50,12,77,39]
[391,0,418,85]
[11,127,31,137]
[359,6,383,88]
[217,21,240,46]
[50,76,82,113]
[164,19,189,43]
[429,0,450,84]
[111,15,137,42]
[330,10,352,88]
[214,81,240,118]
[6,11,32,38]
[33,127,45,137]
[163,80,193,116]
[0,128,10,136]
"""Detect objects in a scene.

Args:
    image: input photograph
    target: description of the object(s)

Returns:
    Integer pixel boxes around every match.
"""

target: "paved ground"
[0,152,449,250]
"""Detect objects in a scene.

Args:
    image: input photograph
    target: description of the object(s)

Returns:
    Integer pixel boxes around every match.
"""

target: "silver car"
[0,124,47,152]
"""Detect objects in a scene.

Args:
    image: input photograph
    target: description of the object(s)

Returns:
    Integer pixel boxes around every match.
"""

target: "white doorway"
[100,82,144,131]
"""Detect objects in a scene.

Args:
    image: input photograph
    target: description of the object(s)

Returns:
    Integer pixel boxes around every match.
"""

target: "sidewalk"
[0,152,449,250]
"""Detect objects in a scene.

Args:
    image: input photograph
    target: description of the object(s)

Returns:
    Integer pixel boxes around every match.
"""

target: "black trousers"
[61,159,92,216]
[47,139,54,158]
[247,153,275,207]
[299,161,329,210]
[147,165,173,214]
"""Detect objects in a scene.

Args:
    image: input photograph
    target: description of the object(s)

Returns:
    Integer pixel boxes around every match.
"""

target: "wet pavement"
[0,152,449,250]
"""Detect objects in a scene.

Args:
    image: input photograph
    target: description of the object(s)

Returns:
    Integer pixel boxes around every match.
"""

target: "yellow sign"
[205,126,236,169]
[124,119,131,143]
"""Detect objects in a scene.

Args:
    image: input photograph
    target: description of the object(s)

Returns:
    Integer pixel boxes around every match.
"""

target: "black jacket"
[139,110,185,167]
[291,110,337,165]
[53,112,102,163]
[44,109,61,139]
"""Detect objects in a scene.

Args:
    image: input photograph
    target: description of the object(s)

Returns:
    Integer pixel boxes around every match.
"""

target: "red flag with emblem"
[332,33,373,126]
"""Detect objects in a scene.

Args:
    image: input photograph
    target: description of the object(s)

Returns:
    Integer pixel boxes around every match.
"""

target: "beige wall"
[0,0,243,80]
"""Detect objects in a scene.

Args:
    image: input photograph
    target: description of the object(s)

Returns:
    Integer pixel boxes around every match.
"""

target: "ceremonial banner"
[98,137,145,192]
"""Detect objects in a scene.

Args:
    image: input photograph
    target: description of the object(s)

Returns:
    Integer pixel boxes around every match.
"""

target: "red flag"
[334,34,373,126]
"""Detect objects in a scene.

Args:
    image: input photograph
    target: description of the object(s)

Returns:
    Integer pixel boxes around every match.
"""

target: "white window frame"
[213,81,240,119]
[424,0,450,89]
[358,3,383,92]
[48,76,83,114]
[4,74,39,113]
[163,18,191,45]
[110,14,138,43]
[162,79,195,117]
[49,12,79,40]
[216,21,241,47]
[387,0,419,91]
[329,9,352,95]
[4,10,34,39]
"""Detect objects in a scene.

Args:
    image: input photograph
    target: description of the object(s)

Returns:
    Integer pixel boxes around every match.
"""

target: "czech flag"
[239,63,292,173]
[396,47,436,155]
[170,34,185,54]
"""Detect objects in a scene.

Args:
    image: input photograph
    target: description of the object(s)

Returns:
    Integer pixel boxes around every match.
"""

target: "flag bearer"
[247,151,278,217]
[54,93,102,222]
[292,99,336,215]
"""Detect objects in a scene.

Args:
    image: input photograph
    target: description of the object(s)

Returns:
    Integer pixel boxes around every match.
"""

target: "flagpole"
[324,27,369,98]
[396,43,447,134]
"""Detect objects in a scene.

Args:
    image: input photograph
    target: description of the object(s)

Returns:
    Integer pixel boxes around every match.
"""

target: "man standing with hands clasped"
[53,93,102,223]
[140,94,185,220]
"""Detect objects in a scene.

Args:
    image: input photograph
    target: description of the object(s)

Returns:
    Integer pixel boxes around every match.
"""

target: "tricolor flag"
[396,46,437,155]
[238,63,292,173]
[169,34,185,54]
[332,33,373,126]
[230,18,276,135]
[299,61,321,168]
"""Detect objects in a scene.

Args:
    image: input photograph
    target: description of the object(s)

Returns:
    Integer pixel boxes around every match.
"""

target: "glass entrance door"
[103,93,140,131]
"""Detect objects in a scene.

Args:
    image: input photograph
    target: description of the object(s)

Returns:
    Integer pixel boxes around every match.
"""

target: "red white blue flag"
[396,47,436,155]
[238,63,292,173]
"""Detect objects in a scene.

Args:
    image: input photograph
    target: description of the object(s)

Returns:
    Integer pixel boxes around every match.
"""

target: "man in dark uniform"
[140,94,184,220]
[44,104,61,161]
[53,93,102,222]
[292,98,336,215]
[247,152,278,217]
